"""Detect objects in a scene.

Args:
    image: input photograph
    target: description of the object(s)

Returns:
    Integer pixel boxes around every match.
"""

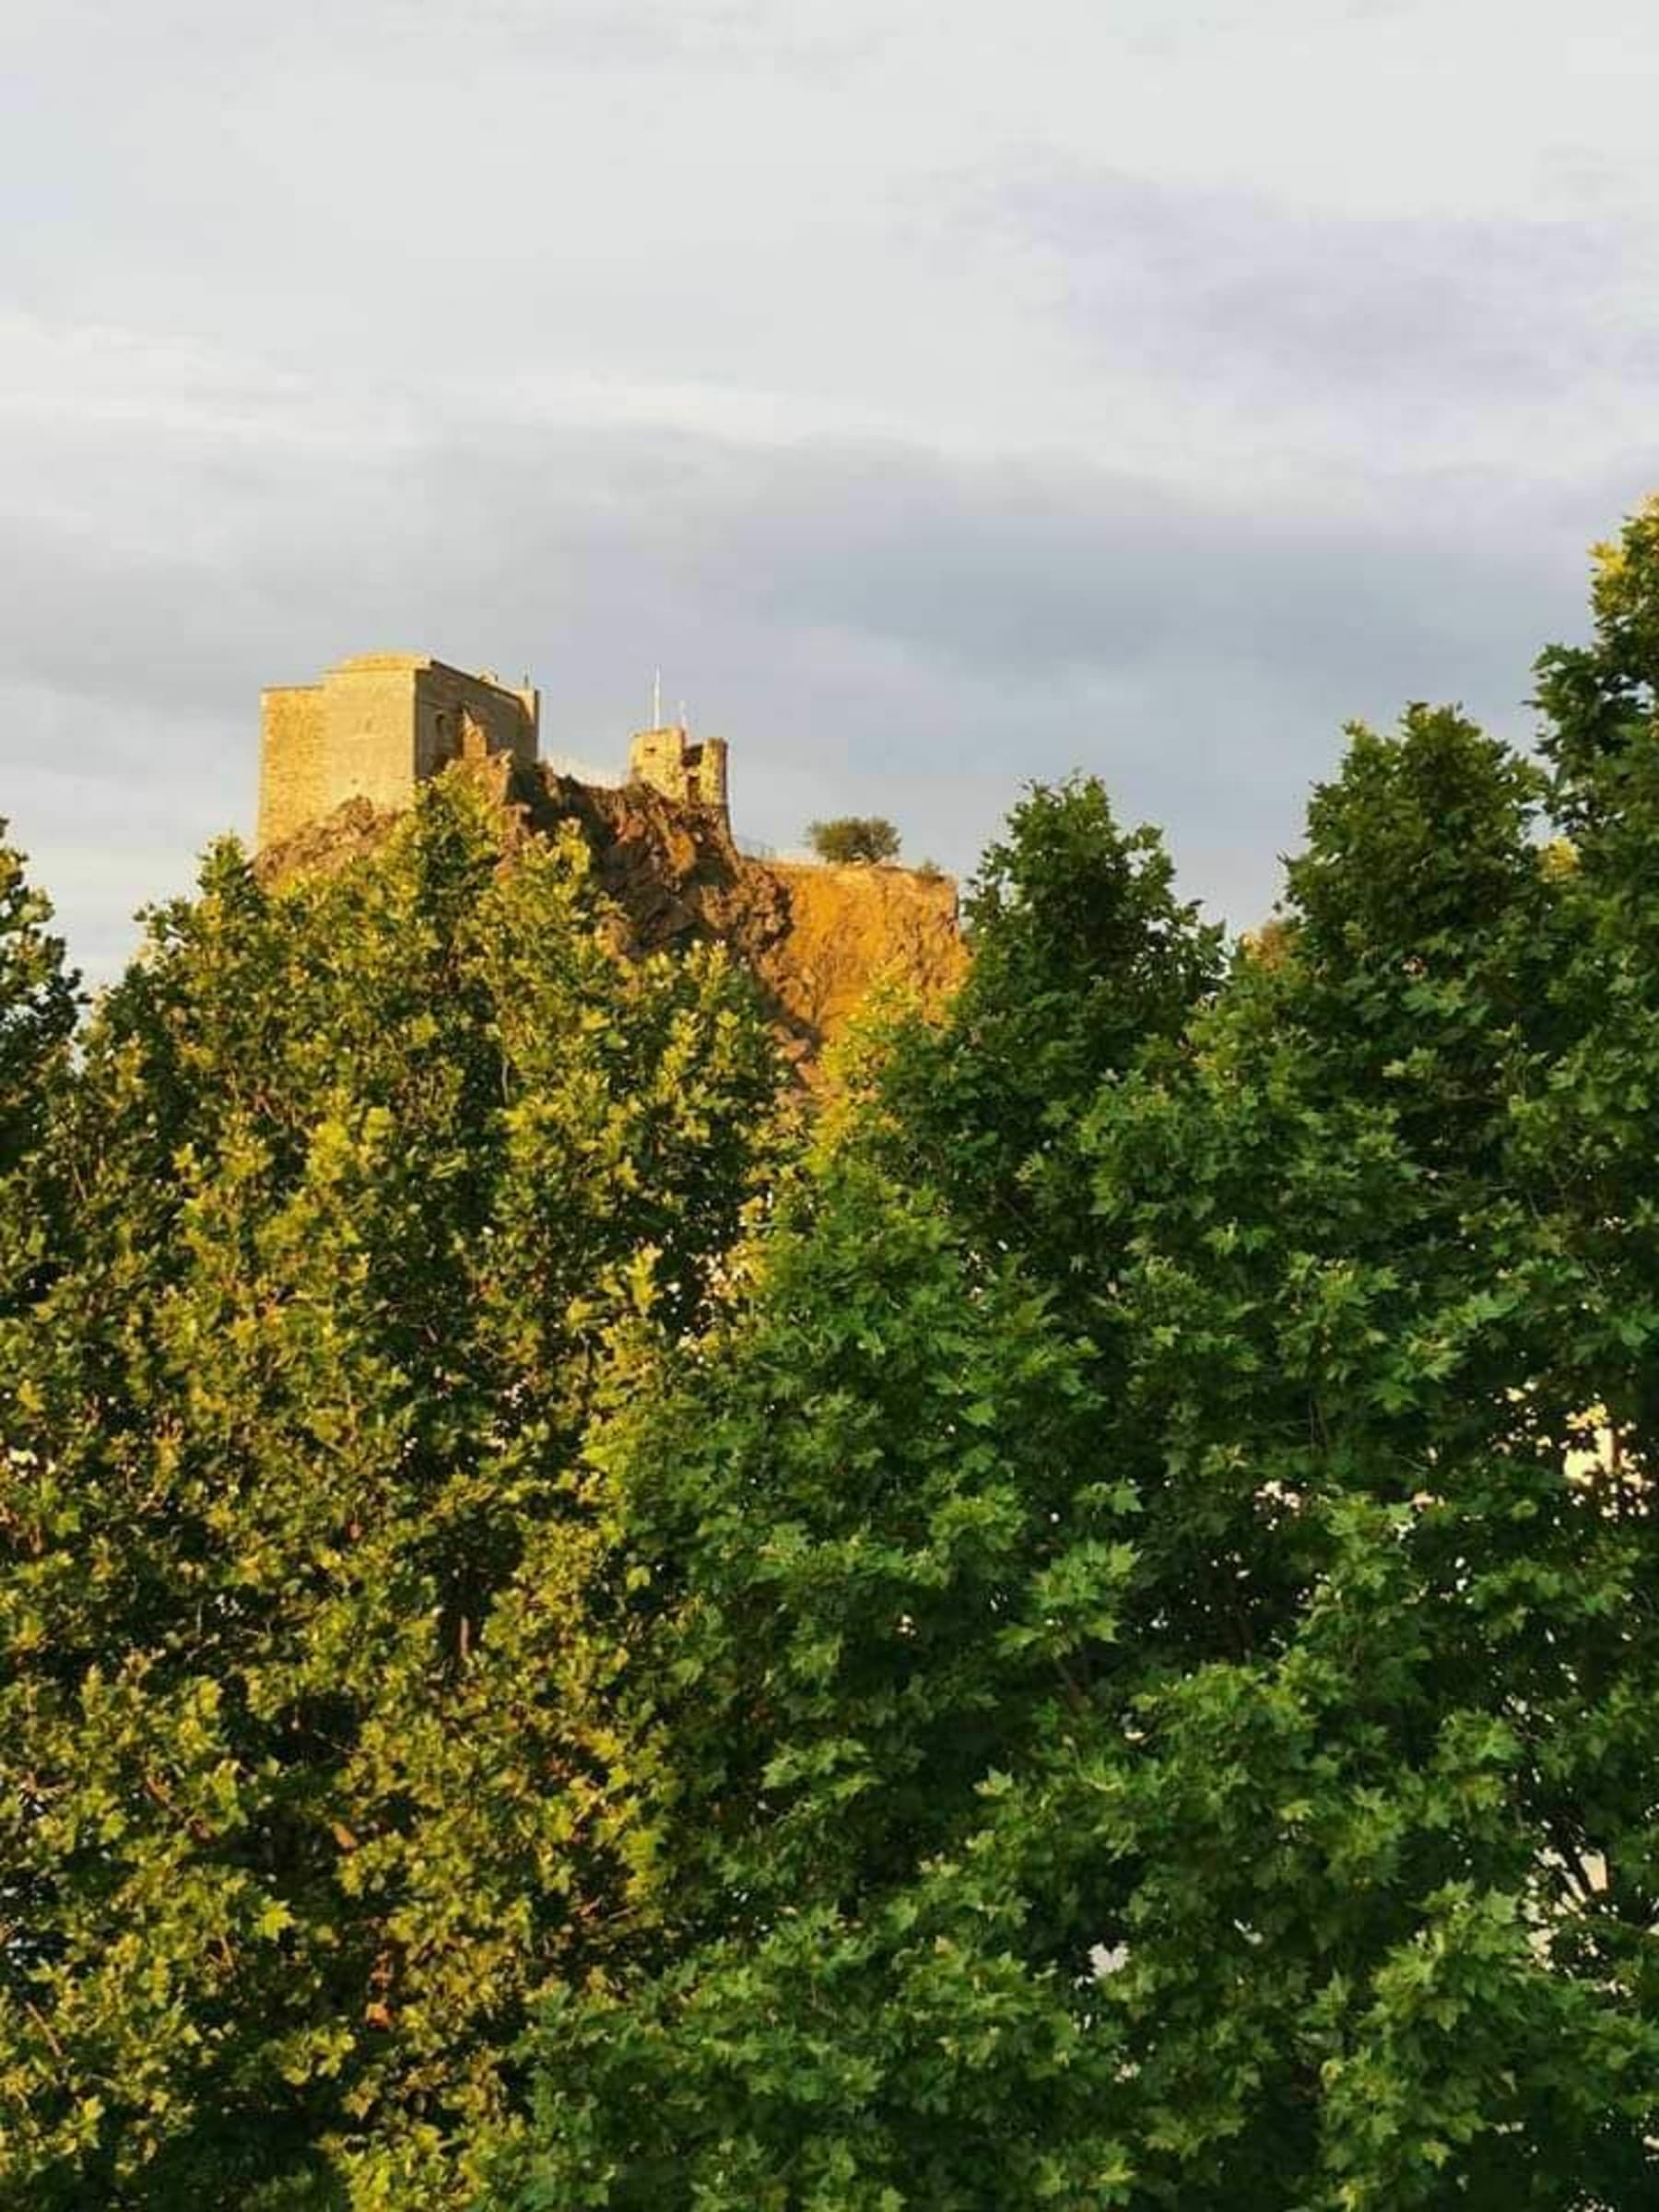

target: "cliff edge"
[255,758,966,1074]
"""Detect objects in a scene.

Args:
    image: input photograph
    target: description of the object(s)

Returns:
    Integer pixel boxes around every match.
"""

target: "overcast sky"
[5,0,1659,976]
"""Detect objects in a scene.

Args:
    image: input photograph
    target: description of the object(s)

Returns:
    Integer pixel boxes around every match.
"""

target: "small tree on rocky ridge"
[806,816,901,865]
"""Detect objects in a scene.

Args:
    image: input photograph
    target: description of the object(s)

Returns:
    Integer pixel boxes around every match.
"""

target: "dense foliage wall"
[0,784,783,2206]
[7,504,1659,2207]
[488,508,1659,2211]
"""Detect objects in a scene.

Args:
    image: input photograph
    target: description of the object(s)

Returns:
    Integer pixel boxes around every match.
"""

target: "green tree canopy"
[0,776,782,2208]
[806,816,902,866]
[0,817,78,1176]
[859,774,1222,1295]
[493,533,1659,2206]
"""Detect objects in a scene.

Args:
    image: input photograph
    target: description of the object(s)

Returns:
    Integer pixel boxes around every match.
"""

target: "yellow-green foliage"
[0,779,782,2208]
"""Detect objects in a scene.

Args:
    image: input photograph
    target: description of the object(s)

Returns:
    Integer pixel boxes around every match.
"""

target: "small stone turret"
[627,724,730,833]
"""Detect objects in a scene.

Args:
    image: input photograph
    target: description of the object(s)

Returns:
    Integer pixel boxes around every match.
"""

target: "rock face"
[753,859,964,1056]
[254,758,966,1074]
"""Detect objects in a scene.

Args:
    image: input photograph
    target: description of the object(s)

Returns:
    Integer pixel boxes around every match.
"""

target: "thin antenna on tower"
[653,668,662,727]
[678,699,688,728]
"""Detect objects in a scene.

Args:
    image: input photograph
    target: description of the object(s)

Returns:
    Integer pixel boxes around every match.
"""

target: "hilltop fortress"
[255,652,960,1071]
[259,653,732,852]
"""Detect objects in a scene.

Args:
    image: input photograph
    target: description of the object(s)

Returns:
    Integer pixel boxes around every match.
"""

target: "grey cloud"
[994,165,1659,421]
[0,382,1623,982]
[9,0,823,69]
[6,0,1659,1002]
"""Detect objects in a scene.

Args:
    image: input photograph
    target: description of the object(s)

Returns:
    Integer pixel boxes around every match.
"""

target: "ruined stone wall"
[316,660,423,818]
[628,728,688,798]
[628,725,731,830]
[692,735,729,818]
[258,655,540,847]
[412,663,538,781]
[257,686,327,850]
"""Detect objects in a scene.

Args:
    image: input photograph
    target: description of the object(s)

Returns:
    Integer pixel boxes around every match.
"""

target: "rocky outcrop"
[751,859,963,1060]
[254,759,966,1075]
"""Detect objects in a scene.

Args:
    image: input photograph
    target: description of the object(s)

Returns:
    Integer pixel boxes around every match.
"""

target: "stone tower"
[258,653,540,849]
[627,724,730,833]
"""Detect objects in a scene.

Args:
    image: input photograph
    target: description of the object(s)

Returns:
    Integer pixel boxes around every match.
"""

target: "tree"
[0,774,783,2208]
[806,816,901,866]
[0,818,78,1176]
[1018,697,1659,2205]
[857,774,1222,1295]
[497,655,1659,2200]
[487,1150,1121,2209]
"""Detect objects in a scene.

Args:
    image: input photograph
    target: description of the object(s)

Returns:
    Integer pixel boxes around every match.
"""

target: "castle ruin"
[258,653,740,852]
[252,656,959,1071]
[627,724,730,833]
[258,654,540,850]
